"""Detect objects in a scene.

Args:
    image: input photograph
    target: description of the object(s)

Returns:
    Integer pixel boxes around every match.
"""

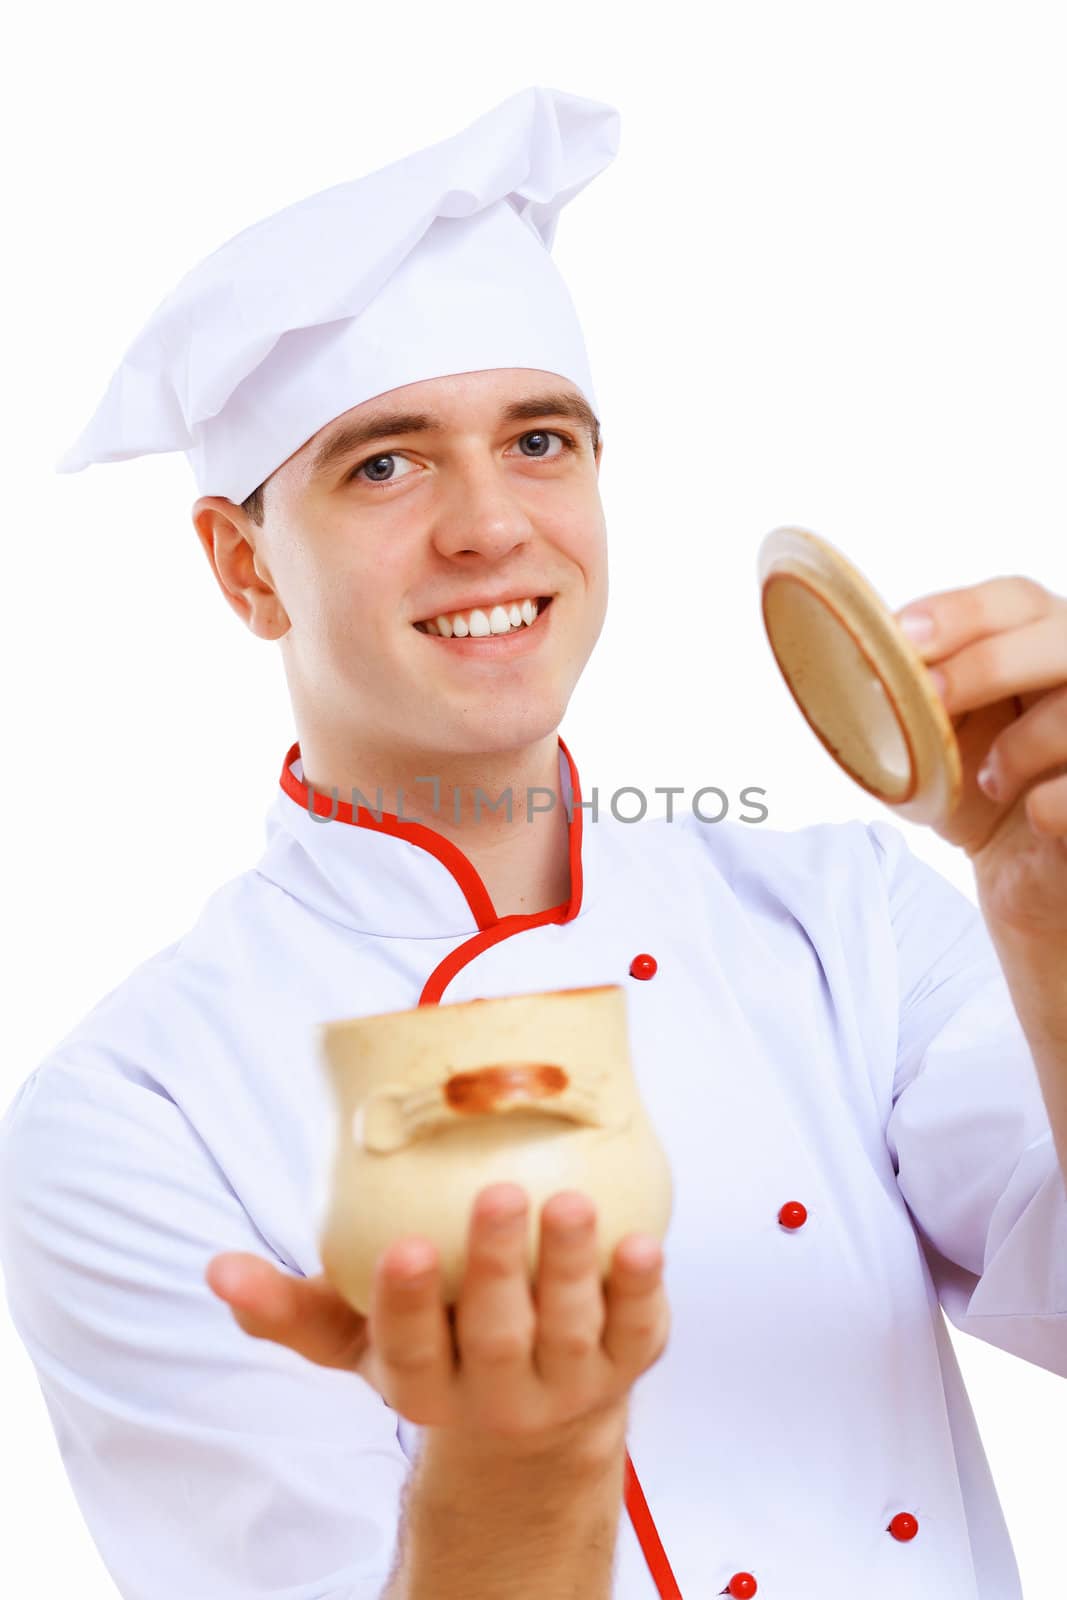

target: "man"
[2,83,1067,1600]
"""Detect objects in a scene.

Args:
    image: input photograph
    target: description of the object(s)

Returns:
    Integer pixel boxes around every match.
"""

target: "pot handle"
[355,1062,610,1154]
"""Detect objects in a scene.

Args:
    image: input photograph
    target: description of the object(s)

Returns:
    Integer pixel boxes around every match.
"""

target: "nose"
[430,449,536,562]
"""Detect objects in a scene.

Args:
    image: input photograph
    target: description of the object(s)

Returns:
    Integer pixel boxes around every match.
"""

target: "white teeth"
[417,595,546,636]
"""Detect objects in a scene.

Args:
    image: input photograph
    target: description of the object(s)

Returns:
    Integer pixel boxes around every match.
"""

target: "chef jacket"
[1,734,1065,1600]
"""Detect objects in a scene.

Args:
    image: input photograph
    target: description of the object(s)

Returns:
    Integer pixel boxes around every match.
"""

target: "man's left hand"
[894,575,1067,935]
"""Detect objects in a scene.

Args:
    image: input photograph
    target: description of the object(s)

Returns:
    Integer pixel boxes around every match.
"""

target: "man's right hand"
[205,1182,670,1446]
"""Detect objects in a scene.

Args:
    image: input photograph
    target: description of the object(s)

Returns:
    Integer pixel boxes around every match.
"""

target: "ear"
[192,498,291,639]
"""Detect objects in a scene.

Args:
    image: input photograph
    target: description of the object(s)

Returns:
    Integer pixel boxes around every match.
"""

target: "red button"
[778,1201,808,1230]
[629,953,658,980]
[722,1575,757,1598]
[888,1512,919,1541]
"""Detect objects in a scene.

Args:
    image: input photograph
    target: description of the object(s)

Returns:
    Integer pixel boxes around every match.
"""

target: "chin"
[438,699,569,757]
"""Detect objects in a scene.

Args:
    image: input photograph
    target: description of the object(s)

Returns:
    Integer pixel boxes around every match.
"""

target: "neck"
[295,731,573,917]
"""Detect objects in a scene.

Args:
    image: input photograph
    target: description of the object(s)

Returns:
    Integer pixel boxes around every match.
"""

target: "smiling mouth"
[413,596,553,636]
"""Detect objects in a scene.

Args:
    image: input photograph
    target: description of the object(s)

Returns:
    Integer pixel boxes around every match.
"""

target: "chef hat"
[54,85,619,507]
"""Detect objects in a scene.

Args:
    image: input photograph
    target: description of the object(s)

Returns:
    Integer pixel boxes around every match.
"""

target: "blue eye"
[349,430,577,486]
[353,453,416,485]
[517,430,572,458]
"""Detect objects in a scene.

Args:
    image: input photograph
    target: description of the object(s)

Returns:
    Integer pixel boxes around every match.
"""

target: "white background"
[3,0,1066,1594]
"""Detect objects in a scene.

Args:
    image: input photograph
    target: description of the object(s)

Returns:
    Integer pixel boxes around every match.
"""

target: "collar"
[254,735,596,939]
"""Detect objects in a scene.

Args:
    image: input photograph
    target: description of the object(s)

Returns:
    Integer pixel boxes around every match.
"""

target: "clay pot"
[758,525,962,826]
[317,984,673,1314]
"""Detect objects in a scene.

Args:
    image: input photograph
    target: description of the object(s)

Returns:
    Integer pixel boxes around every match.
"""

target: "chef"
[2,82,1067,1600]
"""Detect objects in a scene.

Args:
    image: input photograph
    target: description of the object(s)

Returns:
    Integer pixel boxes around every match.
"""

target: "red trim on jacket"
[624,1454,685,1598]
[279,736,584,936]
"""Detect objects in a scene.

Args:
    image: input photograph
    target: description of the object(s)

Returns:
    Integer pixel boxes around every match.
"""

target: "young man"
[3,84,1067,1600]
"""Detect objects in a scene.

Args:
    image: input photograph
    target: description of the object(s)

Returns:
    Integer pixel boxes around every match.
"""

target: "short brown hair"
[241,482,267,526]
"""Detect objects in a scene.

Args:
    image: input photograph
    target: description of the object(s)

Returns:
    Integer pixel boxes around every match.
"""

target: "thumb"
[205,1251,370,1371]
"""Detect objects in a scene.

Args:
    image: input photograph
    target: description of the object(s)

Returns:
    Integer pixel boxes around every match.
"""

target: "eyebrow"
[308,389,600,481]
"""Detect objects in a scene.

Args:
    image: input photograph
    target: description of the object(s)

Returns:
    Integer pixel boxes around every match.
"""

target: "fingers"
[978,683,1067,807]
[532,1192,604,1399]
[897,576,1051,662]
[367,1239,455,1424]
[205,1251,371,1371]
[925,613,1067,716]
[1028,769,1067,835]
[602,1234,670,1378]
[453,1183,537,1431]
[206,1196,672,1438]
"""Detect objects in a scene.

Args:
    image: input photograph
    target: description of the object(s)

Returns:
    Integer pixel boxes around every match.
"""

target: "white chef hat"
[54,85,619,507]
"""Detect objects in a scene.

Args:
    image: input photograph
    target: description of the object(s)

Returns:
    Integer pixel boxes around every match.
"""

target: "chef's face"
[192,368,607,765]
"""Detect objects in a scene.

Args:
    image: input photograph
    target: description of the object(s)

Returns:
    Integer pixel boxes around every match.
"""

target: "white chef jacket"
[1,734,1065,1600]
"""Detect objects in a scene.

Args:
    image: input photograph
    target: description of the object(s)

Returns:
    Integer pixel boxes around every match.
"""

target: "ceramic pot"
[317,984,673,1314]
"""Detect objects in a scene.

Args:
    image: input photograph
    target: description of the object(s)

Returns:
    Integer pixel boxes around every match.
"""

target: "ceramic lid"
[757,526,961,827]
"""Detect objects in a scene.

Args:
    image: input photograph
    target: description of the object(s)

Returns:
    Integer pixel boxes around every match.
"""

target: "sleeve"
[868,818,1067,1376]
[0,1055,413,1600]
